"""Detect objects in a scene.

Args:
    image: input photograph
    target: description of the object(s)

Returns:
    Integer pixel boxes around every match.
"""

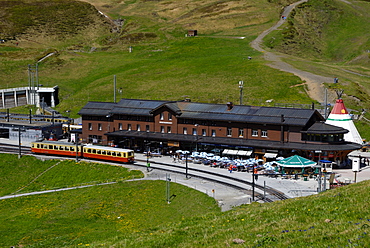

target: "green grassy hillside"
[0,0,369,139]
[1,153,370,247]
[0,154,220,247]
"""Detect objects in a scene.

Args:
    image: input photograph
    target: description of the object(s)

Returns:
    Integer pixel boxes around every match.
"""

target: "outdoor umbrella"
[276,155,316,168]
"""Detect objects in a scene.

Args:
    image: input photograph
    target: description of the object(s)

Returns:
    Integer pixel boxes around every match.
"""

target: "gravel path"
[250,0,334,103]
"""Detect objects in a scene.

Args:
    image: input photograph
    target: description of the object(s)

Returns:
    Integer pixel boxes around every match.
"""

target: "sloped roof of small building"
[301,122,349,134]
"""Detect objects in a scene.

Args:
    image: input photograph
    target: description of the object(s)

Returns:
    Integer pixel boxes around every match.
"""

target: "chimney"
[227,102,234,111]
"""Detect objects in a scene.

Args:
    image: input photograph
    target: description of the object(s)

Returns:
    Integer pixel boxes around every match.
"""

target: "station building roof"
[79,99,325,127]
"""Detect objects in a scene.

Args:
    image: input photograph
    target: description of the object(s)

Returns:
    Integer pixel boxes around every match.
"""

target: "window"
[160,113,164,120]
[202,129,206,136]
[238,128,244,137]
[146,125,150,132]
[137,124,141,131]
[167,126,171,133]
[227,127,232,136]
[119,123,123,130]
[98,123,102,131]
[168,113,172,120]
[88,123,92,130]
[212,129,216,137]
[252,129,258,137]
[183,127,187,135]
[127,124,132,131]
[161,126,165,133]
[261,130,268,137]
[193,128,197,135]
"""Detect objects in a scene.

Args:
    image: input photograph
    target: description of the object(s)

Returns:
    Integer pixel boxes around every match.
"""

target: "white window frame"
[227,127,232,137]
[239,128,244,137]
[252,129,258,137]
[261,130,268,137]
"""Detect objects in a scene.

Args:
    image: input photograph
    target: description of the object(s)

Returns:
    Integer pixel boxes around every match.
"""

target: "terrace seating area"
[172,151,283,174]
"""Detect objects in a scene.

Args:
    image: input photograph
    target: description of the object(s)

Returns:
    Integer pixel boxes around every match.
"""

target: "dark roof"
[302,122,349,134]
[173,101,322,126]
[78,102,116,116]
[79,99,324,126]
[114,99,169,116]
[107,130,362,151]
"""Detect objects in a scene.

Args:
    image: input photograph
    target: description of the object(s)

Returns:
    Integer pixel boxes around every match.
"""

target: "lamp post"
[239,80,244,105]
[316,150,322,192]
[146,145,150,172]
[194,124,199,152]
[18,127,26,159]
[75,133,79,163]
[118,87,123,100]
[29,109,32,124]
[66,110,71,141]
[252,165,255,202]
[185,152,189,179]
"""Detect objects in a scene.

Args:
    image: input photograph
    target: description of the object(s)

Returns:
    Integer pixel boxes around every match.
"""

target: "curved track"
[0,143,289,202]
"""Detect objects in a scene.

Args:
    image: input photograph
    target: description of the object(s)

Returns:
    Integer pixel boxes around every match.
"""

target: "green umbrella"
[277,155,316,168]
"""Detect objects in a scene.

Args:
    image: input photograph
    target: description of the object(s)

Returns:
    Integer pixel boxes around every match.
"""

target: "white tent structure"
[325,98,363,145]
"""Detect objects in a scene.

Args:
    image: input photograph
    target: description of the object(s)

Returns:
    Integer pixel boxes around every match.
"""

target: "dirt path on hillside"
[250,0,335,103]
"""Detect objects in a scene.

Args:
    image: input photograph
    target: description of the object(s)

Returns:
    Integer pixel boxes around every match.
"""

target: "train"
[31,140,135,163]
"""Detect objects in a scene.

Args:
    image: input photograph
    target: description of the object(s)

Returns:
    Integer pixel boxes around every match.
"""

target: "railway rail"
[0,142,289,202]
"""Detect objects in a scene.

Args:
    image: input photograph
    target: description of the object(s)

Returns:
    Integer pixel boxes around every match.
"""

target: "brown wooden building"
[78,99,362,164]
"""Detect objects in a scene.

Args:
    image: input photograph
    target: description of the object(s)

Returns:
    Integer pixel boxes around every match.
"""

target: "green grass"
[89,181,370,248]
[0,0,369,136]
[1,154,370,247]
[0,154,220,247]
[0,154,143,196]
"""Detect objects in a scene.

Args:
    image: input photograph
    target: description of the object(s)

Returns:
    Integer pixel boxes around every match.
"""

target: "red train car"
[31,141,134,163]
[83,145,134,163]
[31,141,82,157]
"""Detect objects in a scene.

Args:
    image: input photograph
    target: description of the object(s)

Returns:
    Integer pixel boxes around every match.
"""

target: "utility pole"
[239,81,244,105]
[114,75,117,103]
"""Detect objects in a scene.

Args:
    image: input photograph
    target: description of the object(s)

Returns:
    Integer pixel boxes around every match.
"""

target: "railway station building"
[78,99,362,165]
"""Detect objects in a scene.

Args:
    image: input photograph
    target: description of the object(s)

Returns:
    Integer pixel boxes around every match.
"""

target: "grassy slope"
[0,0,311,113]
[1,0,369,139]
[262,0,370,140]
[109,181,370,248]
[0,154,220,247]
[1,154,370,247]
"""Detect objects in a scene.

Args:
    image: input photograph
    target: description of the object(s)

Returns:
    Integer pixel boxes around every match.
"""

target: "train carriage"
[31,141,134,163]
[31,141,82,157]
[83,145,134,163]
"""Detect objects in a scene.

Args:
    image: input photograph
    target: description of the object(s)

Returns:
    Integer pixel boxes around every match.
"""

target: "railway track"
[0,142,289,202]
[136,158,289,202]
[0,143,31,154]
